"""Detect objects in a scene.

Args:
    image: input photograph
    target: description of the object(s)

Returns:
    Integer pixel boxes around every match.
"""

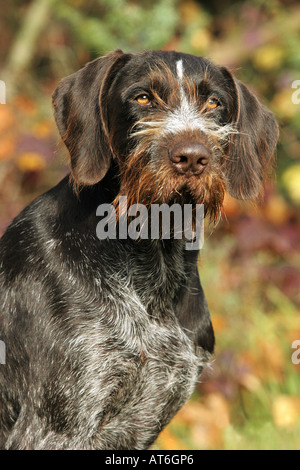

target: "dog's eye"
[206,97,220,110]
[136,94,151,106]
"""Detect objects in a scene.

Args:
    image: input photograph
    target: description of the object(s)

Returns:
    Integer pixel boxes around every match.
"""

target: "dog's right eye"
[136,94,151,106]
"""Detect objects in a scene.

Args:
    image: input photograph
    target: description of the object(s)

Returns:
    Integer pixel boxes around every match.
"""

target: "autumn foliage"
[0,0,299,450]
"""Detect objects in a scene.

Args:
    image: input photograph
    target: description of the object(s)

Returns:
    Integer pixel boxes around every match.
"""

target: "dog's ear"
[220,67,279,200]
[52,50,131,186]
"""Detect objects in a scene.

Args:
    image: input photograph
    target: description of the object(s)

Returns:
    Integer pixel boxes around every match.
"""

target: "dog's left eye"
[206,97,220,110]
[136,94,151,106]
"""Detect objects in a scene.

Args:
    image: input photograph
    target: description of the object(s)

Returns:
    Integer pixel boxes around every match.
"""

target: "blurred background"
[0,0,300,450]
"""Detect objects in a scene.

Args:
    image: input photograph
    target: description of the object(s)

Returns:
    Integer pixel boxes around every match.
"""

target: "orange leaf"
[14,96,36,114]
[222,192,241,217]
[17,152,46,172]
[155,427,188,450]
[32,120,54,138]
[0,135,16,160]
[211,314,227,332]
[0,106,15,133]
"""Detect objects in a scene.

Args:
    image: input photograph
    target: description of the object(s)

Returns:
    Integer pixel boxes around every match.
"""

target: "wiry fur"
[0,50,278,450]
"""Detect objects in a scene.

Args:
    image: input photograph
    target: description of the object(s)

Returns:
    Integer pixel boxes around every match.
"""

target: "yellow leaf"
[272,88,299,119]
[264,193,292,224]
[239,373,261,392]
[17,152,46,172]
[204,393,230,428]
[253,45,285,71]
[179,0,202,25]
[273,395,300,428]
[190,29,210,51]
[282,164,300,204]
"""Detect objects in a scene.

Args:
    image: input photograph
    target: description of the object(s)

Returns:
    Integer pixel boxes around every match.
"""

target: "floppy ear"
[52,50,131,186]
[221,68,279,200]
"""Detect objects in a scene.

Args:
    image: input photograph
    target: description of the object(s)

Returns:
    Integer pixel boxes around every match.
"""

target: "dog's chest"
[78,296,202,447]
[65,241,204,446]
[42,237,206,448]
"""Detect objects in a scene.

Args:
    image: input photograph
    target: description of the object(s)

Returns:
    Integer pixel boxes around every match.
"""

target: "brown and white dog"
[0,50,278,449]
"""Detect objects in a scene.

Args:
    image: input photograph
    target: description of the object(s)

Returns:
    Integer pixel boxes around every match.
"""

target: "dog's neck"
[57,175,198,316]
[123,238,189,315]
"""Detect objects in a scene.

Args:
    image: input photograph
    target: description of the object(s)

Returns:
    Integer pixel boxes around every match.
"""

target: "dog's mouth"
[169,167,226,222]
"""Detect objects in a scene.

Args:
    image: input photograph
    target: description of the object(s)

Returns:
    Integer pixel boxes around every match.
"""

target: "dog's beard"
[113,146,226,225]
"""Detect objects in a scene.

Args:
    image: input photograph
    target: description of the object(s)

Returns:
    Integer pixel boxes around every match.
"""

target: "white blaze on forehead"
[163,59,207,134]
[176,59,184,81]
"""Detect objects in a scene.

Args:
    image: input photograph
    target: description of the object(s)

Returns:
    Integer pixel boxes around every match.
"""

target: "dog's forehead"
[119,51,219,84]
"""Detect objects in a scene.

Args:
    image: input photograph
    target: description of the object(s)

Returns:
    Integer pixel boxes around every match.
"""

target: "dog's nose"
[169,142,210,175]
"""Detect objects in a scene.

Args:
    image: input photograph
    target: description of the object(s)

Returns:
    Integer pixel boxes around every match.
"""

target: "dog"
[0,50,278,449]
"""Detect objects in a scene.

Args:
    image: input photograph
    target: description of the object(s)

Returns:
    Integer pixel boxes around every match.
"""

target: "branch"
[2,0,56,98]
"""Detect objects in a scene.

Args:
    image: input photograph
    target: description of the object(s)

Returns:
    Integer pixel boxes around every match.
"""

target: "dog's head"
[53,50,278,220]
